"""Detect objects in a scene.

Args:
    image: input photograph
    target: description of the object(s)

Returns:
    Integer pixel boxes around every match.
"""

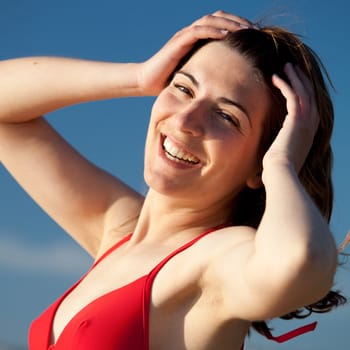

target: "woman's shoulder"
[201,225,256,254]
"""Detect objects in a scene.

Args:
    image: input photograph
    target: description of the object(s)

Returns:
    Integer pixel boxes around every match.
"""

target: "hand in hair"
[137,10,254,96]
[263,63,319,174]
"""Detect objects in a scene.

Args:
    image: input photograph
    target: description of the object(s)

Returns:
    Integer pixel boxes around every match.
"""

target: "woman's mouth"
[162,137,200,165]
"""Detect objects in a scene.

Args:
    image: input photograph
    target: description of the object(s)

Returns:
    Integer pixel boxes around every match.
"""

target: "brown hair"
[221,27,346,337]
[170,27,346,337]
[223,27,334,224]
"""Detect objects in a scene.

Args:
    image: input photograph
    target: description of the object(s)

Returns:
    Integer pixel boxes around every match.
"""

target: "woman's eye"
[217,111,240,128]
[174,83,192,96]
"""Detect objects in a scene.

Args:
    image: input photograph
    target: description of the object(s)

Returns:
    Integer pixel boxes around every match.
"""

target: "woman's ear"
[246,169,263,189]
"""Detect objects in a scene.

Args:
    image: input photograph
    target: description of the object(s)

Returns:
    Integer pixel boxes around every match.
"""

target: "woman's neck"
[131,189,234,244]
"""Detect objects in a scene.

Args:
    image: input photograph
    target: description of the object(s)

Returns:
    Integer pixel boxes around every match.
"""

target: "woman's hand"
[263,63,319,174]
[137,10,254,96]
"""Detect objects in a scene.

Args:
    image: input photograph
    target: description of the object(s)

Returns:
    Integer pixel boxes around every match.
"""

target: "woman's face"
[144,41,270,210]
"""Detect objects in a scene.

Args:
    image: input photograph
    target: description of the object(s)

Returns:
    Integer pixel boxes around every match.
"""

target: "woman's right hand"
[137,10,255,96]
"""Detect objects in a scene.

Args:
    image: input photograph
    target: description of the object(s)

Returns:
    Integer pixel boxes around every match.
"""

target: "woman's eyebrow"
[176,70,199,86]
[176,70,251,124]
[218,97,251,125]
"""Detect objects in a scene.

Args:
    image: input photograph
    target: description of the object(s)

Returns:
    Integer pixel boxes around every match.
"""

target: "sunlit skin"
[0,10,338,350]
[144,41,269,223]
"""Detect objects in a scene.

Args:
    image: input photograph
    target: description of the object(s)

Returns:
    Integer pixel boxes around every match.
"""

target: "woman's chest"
[50,244,202,346]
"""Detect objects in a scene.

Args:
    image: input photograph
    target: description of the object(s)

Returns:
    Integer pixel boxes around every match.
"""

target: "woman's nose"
[174,103,205,137]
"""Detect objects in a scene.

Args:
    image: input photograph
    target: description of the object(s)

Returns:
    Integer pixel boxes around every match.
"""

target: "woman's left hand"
[263,63,319,173]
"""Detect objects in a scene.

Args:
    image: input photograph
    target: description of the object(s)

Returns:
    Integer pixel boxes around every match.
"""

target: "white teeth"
[163,137,199,164]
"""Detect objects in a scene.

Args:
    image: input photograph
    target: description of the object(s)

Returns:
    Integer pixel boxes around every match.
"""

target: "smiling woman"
[0,10,346,350]
[144,41,267,202]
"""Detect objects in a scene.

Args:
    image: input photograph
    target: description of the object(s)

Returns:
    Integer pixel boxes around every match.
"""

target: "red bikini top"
[28,227,317,350]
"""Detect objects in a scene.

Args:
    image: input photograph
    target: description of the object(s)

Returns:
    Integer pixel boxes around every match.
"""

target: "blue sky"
[0,0,349,349]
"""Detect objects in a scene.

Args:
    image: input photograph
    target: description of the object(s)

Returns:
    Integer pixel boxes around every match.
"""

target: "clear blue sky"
[0,0,349,349]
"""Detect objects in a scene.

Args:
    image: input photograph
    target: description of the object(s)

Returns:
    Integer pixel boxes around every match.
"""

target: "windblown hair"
[170,26,347,337]
[224,27,334,225]
[222,27,347,337]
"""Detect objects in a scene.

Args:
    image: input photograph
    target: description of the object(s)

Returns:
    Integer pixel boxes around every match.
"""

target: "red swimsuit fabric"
[28,228,316,350]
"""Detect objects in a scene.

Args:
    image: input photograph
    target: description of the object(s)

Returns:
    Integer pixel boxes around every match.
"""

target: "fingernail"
[238,23,249,29]
[284,62,293,70]
[220,29,229,34]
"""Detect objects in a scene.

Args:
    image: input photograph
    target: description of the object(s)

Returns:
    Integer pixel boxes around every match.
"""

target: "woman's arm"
[0,57,146,257]
[0,57,142,123]
[206,64,337,321]
[0,11,253,123]
[249,64,337,313]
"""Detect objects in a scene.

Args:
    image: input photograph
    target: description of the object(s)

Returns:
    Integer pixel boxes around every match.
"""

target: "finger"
[273,71,319,132]
[283,63,315,119]
[294,66,319,127]
[284,64,316,108]
[284,63,308,100]
[193,12,253,33]
[173,11,256,55]
[153,23,228,81]
[272,73,300,119]
[211,10,253,28]
[295,65,314,97]
[170,24,229,51]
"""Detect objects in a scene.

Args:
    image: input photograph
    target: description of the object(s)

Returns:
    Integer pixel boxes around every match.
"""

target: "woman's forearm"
[253,162,337,291]
[0,57,142,123]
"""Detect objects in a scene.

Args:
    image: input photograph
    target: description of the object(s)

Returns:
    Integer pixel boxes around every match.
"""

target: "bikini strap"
[263,321,317,343]
[142,225,224,349]
[92,233,132,268]
[94,225,226,270]
[240,321,317,350]
[140,224,317,348]
[147,225,224,278]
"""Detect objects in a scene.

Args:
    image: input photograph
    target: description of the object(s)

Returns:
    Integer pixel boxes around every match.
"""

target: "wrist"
[262,155,298,185]
[107,62,144,98]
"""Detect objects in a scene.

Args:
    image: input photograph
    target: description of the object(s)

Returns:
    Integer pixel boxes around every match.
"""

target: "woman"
[0,11,344,350]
